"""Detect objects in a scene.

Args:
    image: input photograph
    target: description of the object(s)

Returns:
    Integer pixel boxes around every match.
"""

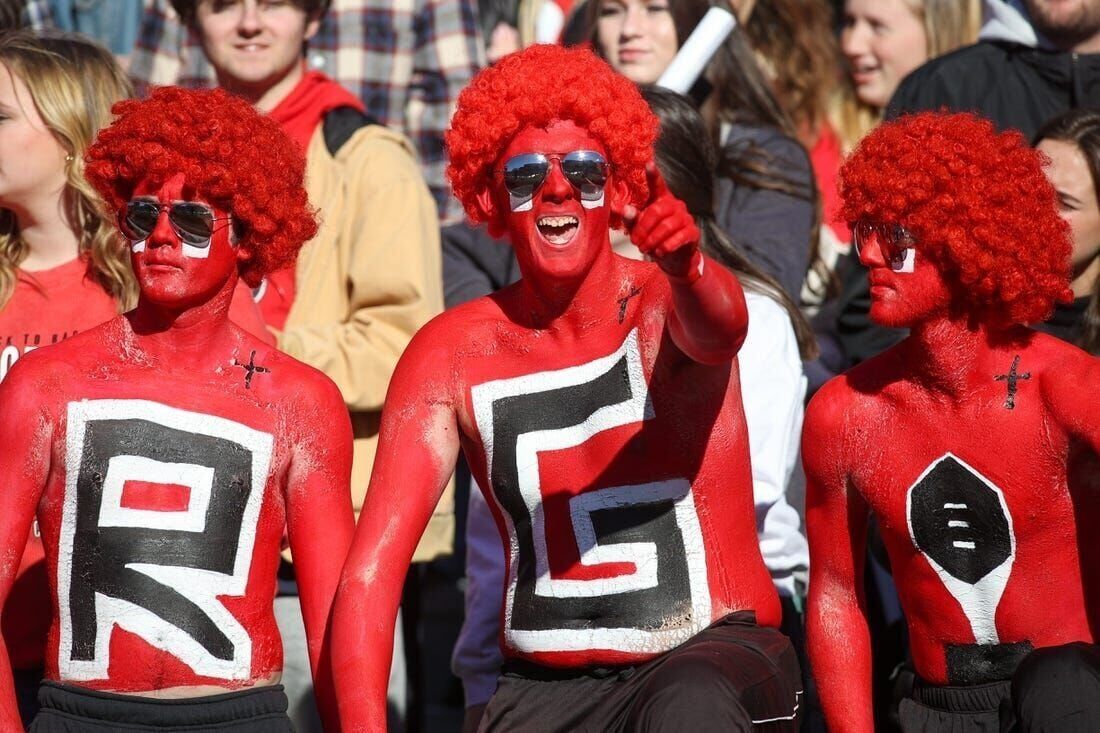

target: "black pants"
[480,612,802,733]
[898,643,1100,733]
[29,682,295,732]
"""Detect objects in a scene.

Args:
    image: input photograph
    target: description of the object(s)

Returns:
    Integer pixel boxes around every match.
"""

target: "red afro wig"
[841,111,1072,325]
[445,44,659,234]
[85,86,317,287]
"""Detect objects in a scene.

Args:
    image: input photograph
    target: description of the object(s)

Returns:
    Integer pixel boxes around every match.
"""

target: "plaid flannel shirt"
[128,0,485,224]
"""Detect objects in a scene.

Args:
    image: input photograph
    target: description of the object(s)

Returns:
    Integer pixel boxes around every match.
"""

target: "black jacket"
[837,41,1100,365]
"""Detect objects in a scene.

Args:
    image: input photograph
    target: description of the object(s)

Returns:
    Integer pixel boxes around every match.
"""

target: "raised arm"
[284,376,356,733]
[331,323,461,731]
[626,162,748,364]
[0,360,52,730]
[803,382,874,733]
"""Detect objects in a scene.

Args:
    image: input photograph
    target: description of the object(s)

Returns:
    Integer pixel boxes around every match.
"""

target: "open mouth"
[537,215,579,246]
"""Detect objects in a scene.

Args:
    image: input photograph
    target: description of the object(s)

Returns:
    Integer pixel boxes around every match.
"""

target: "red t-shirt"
[1,258,117,669]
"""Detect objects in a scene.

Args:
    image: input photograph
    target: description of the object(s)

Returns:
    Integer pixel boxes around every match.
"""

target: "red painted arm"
[284,376,356,733]
[803,381,875,733]
[1042,348,1100,457]
[331,323,460,732]
[627,163,748,364]
[0,357,52,731]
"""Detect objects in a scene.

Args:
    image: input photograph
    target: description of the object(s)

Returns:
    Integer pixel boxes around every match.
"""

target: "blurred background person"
[589,0,816,305]
[124,0,483,225]
[0,31,132,728]
[1035,108,1100,354]
[837,0,979,150]
[176,0,447,727]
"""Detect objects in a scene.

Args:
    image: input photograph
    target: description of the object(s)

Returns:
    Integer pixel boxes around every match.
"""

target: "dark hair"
[1034,108,1100,354]
[740,0,839,141]
[642,85,816,360]
[171,0,331,25]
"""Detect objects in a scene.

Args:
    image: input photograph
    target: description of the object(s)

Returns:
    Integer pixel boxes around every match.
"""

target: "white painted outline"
[98,455,213,532]
[59,399,274,681]
[905,452,1015,644]
[470,330,711,654]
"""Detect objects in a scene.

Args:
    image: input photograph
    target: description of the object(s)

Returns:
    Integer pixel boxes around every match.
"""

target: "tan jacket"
[276,121,452,562]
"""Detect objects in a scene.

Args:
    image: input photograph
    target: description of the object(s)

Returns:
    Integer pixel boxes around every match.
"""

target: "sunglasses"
[501,150,610,204]
[853,220,917,272]
[118,200,233,247]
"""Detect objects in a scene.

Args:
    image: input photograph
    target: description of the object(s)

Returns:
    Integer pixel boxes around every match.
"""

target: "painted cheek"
[182,241,213,260]
[891,248,916,274]
[581,192,605,210]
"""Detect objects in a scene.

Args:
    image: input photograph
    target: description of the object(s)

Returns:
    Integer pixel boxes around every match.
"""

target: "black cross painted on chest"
[233,350,270,390]
[617,286,642,324]
[994,355,1030,410]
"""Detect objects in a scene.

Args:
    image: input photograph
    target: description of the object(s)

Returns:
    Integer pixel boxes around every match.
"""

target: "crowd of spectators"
[2,0,1100,730]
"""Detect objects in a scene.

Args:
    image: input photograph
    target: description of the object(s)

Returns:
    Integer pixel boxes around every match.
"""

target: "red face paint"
[492,121,615,287]
[858,228,952,328]
[129,174,240,311]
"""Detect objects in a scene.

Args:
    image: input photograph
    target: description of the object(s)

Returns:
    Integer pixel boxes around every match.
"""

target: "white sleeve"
[739,292,809,596]
[451,482,506,707]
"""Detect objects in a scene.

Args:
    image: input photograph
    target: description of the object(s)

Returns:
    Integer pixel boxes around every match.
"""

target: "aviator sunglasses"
[118,200,233,247]
[501,150,610,205]
[852,220,917,272]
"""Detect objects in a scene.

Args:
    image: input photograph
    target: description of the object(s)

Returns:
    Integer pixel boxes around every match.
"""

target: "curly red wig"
[841,111,1072,324]
[85,87,317,287]
[446,44,658,234]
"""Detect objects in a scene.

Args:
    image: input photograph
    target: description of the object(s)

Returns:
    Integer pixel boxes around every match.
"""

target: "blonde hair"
[833,0,981,151]
[0,31,135,310]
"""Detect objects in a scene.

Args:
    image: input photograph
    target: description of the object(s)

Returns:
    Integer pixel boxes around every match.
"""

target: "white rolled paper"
[656,6,738,94]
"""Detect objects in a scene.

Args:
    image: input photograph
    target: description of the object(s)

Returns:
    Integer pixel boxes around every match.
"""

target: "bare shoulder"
[1028,331,1100,402]
[3,316,126,390]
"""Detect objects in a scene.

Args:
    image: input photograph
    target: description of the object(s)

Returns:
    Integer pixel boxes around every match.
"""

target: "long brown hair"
[1034,109,1100,355]
[0,31,135,310]
[738,0,840,148]
[643,85,817,360]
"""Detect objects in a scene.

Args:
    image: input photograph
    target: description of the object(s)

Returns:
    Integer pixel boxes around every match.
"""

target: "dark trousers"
[480,612,802,733]
[898,642,1100,733]
[29,681,295,732]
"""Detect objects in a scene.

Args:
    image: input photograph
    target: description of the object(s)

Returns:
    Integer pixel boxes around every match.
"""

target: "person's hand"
[622,162,702,281]
[463,703,488,733]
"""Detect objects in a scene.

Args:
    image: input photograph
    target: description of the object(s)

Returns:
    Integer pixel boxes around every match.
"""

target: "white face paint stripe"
[580,191,605,210]
[510,192,534,212]
[181,242,212,259]
[892,247,916,273]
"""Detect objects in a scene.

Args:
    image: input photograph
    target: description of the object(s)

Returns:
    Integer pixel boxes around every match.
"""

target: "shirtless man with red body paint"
[804,112,1100,733]
[0,88,354,733]
[332,45,802,733]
